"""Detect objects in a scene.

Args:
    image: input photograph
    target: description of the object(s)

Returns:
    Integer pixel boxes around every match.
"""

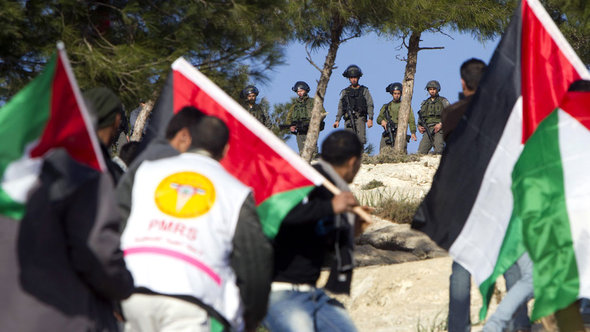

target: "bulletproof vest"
[341,86,368,116]
[386,102,400,124]
[420,96,445,124]
[249,104,266,124]
[292,97,312,121]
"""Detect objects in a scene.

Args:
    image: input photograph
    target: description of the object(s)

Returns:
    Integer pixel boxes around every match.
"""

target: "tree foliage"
[0,0,289,110]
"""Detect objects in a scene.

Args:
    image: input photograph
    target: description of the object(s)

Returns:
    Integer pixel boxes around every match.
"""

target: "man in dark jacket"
[0,148,134,331]
[264,130,365,332]
[84,87,127,184]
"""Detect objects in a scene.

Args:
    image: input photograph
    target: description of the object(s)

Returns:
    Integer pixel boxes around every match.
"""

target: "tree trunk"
[301,17,344,162]
[394,30,421,153]
[130,100,154,142]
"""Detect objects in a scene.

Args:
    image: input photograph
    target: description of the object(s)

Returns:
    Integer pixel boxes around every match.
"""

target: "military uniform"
[376,101,416,153]
[336,86,374,145]
[417,95,449,154]
[287,95,319,154]
[244,102,270,128]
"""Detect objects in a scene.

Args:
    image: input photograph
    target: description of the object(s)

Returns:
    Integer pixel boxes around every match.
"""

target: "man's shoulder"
[442,98,470,118]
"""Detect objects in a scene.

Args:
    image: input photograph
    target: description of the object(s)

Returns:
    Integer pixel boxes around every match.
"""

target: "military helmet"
[386,82,403,94]
[342,64,363,78]
[240,85,259,99]
[425,80,441,92]
[292,81,310,93]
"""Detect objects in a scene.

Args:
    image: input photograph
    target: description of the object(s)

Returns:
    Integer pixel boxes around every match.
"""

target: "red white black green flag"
[413,0,590,320]
[148,58,326,239]
[0,43,104,220]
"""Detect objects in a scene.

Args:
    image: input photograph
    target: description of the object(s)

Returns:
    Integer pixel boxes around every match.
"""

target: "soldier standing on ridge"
[376,82,417,154]
[286,81,325,155]
[417,80,449,154]
[333,65,374,146]
[240,85,270,128]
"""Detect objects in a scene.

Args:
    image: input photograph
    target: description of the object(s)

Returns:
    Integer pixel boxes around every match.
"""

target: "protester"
[0,148,134,331]
[120,114,272,332]
[264,130,368,332]
[442,58,531,332]
[116,106,205,222]
[84,87,127,183]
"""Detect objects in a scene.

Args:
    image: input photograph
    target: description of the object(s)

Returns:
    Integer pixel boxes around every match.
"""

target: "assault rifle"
[417,110,434,143]
[279,120,309,134]
[383,109,396,146]
[344,94,358,134]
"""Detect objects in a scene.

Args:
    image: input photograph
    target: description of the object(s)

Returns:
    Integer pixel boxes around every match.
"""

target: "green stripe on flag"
[512,110,579,320]
[257,185,314,239]
[0,55,55,219]
[478,211,526,320]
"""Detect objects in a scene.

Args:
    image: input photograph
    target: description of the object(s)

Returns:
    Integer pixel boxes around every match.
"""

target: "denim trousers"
[484,253,534,332]
[263,288,357,332]
[448,260,531,332]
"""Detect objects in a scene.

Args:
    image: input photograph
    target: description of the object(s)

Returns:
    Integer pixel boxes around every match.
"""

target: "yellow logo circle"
[154,171,216,218]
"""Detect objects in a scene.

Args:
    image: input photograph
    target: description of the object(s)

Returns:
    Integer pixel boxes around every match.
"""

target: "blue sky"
[253,30,500,154]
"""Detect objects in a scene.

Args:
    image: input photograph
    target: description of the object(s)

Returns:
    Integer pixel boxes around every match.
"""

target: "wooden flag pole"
[321,180,372,223]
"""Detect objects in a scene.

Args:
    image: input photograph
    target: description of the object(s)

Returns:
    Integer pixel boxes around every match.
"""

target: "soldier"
[286,81,325,155]
[333,65,374,146]
[417,80,450,154]
[240,85,270,127]
[376,82,417,153]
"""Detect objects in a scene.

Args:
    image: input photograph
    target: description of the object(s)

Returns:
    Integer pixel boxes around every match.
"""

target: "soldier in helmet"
[240,85,270,128]
[333,65,374,146]
[417,80,450,154]
[376,82,417,153]
[286,81,326,155]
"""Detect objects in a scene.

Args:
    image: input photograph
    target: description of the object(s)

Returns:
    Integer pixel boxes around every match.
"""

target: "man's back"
[0,149,133,331]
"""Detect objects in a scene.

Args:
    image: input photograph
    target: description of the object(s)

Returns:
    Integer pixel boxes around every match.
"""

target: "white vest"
[121,153,251,331]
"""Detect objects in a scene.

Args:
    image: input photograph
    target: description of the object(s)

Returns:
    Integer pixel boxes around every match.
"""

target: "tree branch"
[418,46,445,51]
[305,43,323,73]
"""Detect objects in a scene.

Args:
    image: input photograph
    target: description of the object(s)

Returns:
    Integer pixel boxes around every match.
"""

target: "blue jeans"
[448,261,471,332]
[484,254,534,332]
[263,288,358,332]
[503,260,532,331]
[448,261,531,332]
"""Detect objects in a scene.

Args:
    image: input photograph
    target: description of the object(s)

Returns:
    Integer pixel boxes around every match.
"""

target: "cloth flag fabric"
[412,0,590,320]
[147,58,326,238]
[0,43,105,220]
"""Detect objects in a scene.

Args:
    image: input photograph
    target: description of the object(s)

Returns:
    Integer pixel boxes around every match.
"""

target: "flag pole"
[321,180,372,223]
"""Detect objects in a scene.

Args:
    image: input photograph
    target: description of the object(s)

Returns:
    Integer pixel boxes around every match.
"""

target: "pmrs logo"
[155,172,216,218]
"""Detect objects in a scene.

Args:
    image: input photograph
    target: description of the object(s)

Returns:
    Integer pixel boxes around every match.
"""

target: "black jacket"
[272,162,354,294]
[0,149,134,331]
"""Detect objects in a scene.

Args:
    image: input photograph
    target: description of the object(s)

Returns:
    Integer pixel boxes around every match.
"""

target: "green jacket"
[287,96,316,123]
[244,103,269,127]
[418,95,450,125]
[376,101,416,133]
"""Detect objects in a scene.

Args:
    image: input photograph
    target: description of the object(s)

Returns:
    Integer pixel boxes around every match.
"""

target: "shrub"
[361,179,384,190]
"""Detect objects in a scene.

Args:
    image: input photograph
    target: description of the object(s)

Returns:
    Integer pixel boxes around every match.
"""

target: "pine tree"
[370,0,514,153]
[286,0,371,162]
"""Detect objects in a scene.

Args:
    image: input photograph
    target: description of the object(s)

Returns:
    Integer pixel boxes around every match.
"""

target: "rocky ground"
[321,155,547,332]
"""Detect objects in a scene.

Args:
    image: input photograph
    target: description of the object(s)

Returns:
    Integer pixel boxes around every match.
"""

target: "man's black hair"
[320,130,362,166]
[460,58,487,91]
[189,116,229,160]
[118,141,141,166]
[568,79,590,92]
[165,106,205,140]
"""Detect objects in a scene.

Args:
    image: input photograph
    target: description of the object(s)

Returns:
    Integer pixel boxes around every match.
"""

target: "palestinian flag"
[412,0,590,320]
[147,58,326,239]
[0,43,104,220]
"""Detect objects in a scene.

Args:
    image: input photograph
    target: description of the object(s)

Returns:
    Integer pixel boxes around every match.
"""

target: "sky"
[252,30,501,154]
